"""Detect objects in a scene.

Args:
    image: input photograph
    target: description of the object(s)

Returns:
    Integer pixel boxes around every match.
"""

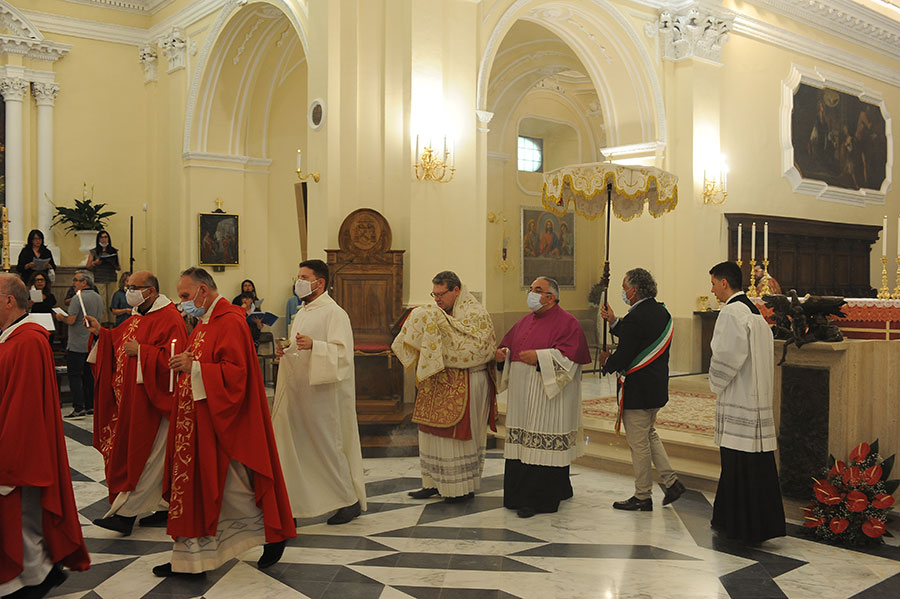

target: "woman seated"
[239,291,263,348]
[232,279,261,310]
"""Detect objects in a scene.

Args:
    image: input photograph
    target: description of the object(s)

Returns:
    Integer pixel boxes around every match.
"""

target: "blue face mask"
[181,288,206,318]
[622,288,631,306]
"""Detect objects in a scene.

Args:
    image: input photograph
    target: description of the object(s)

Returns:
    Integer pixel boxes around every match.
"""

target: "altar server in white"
[708,261,785,544]
[272,259,367,524]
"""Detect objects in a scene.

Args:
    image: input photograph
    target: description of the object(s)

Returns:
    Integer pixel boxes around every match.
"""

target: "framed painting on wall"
[198,212,239,266]
[521,207,575,289]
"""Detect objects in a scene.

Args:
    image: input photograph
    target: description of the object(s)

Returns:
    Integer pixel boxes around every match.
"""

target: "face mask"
[181,288,206,318]
[621,289,631,306]
[126,288,146,307]
[526,291,543,311]
[294,279,315,299]
[99,242,108,248]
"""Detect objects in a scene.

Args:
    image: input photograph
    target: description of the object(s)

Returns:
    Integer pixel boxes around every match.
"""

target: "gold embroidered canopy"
[541,162,678,221]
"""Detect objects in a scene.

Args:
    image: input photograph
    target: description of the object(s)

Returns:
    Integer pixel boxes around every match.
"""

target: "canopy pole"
[601,181,612,352]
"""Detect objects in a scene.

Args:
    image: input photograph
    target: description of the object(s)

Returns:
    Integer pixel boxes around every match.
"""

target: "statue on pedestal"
[764,290,846,364]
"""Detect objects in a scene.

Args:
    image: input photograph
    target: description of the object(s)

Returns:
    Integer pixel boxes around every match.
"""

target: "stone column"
[32,82,60,254]
[0,77,29,257]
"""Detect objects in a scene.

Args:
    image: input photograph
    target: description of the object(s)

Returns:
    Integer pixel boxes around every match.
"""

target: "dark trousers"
[66,350,94,412]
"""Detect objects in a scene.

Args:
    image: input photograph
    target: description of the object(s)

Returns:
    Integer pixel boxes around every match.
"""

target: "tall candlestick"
[764,222,769,260]
[751,222,756,261]
[737,223,742,260]
[896,215,899,256]
[296,149,302,171]
[883,215,888,257]
[169,339,176,393]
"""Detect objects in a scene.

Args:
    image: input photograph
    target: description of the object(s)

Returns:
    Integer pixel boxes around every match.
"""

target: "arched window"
[517,136,543,172]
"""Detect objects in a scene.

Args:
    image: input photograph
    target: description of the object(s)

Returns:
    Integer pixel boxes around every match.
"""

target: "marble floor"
[48,414,900,599]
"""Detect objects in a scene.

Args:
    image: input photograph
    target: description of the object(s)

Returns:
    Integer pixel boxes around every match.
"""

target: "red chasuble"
[0,321,90,584]
[91,302,187,500]
[163,299,296,543]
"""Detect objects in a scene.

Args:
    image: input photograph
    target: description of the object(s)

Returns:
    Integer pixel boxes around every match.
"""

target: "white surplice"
[271,292,367,518]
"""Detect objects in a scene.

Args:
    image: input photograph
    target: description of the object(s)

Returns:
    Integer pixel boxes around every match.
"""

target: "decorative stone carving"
[0,77,29,102]
[475,110,494,133]
[658,4,734,64]
[31,82,59,106]
[138,43,158,83]
[159,27,186,73]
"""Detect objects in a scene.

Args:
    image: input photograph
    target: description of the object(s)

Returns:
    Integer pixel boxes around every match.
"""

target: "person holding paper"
[85,230,121,307]
[84,270,188,536]
[55,271,106,419]
[16,229,57,286]
[495,276,591,518]
[156,267,295,577]
[28,272,57,314]
[392,270,498,504]
[239,291,263,348]
[598,268,684,512]
[0,274,91,598]
[272,260,366,524]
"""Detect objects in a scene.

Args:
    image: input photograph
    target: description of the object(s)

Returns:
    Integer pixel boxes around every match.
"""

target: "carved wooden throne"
[326,209,405,413]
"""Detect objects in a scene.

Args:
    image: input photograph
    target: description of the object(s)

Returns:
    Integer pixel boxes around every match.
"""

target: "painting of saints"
[523,219,538,257]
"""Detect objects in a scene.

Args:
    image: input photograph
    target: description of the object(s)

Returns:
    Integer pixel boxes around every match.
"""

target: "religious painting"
[791,83,888,191]
[521,207,575,289]
[198,213,239,266]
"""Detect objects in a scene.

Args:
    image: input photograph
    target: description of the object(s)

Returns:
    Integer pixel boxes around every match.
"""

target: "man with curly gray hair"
[599,268,684,511]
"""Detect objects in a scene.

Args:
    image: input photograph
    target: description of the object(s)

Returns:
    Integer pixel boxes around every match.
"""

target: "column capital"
[31,82,59,106]
[658,4,734,65]
[0,77,29,102]
[159,27,187,73]
[138,44,158,83]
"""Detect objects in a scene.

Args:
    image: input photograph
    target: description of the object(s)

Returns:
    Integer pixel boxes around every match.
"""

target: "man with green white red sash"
[599,268,685,512]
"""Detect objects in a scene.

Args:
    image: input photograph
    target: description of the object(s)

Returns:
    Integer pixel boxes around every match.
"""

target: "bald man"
[86,270,188,536]
[0,274,90,597]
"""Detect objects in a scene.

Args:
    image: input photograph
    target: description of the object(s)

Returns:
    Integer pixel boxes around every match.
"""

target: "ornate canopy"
[541,162,679,221]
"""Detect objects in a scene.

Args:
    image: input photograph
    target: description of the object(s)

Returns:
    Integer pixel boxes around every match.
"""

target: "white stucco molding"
[182,151,272,174]
[31,81,59,106]
[658,3,734,64]
[139,43,158,82]
[0,3,71,62]
[159,26,187,73]
[781,64,893,207]
[600,141,665,162]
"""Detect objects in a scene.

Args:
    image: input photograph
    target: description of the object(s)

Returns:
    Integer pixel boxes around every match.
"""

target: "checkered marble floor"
[50,413,900,599]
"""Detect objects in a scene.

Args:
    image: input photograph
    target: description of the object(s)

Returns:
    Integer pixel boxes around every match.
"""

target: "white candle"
[883,215,888,257]
[169,339,176,393]
[751,222,756,261]
[764,222,769,260]
[737,223,742,260]
[415,135,420,160]
[296,149,302,171]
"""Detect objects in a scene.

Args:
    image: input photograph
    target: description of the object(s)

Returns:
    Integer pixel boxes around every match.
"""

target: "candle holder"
[736,258,742,268]
[877,256,891,299]
[760,259,771,296]
[892,257,900,300]
[296,168,321,183]
[746,258,758,297]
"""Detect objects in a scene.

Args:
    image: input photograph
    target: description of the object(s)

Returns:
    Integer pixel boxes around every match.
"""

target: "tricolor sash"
[614,310,674,434]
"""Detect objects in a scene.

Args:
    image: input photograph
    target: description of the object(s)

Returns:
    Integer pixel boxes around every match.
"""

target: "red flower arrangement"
[805,440,897,546]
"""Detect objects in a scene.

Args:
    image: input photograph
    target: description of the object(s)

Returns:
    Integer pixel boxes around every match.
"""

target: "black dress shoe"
[662,480,686,506]
[151,563,205,578]
[4,564,67,599]
[92,514,136,535]
[257,540,286,569]
[408,487,439,499]
[138,510,168,526]
[443,492,474,504]
[516,507,537,519]
[612,496,652,511]
[327,501,362,525]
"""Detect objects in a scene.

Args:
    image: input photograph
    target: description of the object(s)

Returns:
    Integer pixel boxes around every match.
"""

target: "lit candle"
[751,222,756,261]
[296,149,302,171]
[169,339,176,393]
[764,222,769,260]
[883,215,888,257]
[737,223,742,260]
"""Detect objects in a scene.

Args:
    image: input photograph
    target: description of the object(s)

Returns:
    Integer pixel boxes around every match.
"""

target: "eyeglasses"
[124,285,151,291]
[73,278,84,283]
[529,289,553,295]
[430,290,451,299]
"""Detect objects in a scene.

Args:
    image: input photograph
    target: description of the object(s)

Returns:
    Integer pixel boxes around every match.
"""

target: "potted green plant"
[50,184,116,261]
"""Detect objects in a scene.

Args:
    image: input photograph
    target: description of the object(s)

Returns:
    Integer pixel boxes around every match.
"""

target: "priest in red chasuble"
[392,270,497,503]
[153,267,296,578]
[0,274,90,598]
[86,270,188,536]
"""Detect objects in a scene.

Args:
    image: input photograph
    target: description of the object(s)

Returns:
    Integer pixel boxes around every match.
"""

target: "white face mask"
[526,291,543,311]
[99,242,109,248]
[294,279,315,299]
[126,288,146,307]
[621,288,631,306]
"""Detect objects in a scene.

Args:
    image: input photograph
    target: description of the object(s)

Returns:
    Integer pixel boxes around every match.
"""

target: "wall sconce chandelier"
[296,149,320,183]
[414,135,455,183]
[702,156,728,205]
